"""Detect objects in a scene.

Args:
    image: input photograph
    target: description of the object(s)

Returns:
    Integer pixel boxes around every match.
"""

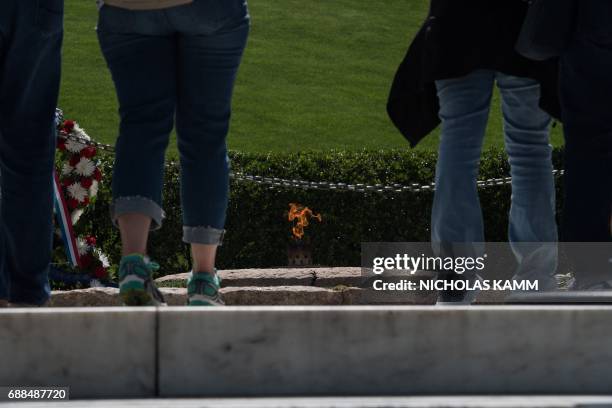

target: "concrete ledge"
[158,306,612,396]
[5,396,612,407]
[2,306,612,398]
[505,291,612,304]
[0,308,156,399]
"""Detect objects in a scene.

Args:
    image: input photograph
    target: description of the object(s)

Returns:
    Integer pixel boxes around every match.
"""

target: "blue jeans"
[561,0,612,243]
[97,0,249,245]
[560,0,612,286]
[432,70,558,290]
[0,0,63,304]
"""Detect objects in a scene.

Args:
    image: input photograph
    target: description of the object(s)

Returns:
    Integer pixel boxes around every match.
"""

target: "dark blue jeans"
[561,0,612,241]
[0,0,63,305]
[560,0,612,285]
[97,0,249,245]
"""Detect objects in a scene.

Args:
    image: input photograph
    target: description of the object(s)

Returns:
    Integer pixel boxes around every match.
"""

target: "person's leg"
[173,0,249,305]
[97,6,177,305]
[559,0,612,288]
[0,0,63,305]
[432,70,494,247]
[432,70,494,303]
[496,73,558,291]
[97,9,175,241]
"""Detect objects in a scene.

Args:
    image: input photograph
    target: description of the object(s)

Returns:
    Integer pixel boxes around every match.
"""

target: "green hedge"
[72,148,565,278]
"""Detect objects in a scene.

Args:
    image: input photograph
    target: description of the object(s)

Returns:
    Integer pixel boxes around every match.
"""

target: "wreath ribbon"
[53,171,81,268]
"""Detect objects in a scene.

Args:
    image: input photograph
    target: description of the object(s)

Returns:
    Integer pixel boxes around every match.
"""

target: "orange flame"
[288,203,322,239]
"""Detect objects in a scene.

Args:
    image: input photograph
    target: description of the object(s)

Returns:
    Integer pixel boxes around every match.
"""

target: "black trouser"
[559,0,612,286]
[0,0,63,304]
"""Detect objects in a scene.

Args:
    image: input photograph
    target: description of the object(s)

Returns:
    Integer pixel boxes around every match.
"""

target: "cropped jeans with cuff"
[0,0,63,305]
[432,70,558,290]
[97,0,250,245]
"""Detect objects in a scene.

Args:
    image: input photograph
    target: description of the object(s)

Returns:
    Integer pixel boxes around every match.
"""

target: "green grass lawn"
[59,0,563,155]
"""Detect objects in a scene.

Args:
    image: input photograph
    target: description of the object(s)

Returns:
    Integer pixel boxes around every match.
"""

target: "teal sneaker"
[187,271,224,306]
[119,254,166,306]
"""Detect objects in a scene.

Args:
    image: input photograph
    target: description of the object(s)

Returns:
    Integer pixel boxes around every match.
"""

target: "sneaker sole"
[188,294,225,307]
[120,278,165,306]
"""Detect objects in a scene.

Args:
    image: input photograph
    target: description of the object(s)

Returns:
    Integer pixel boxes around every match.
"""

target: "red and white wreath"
[55,118,110,282]
[57,120,103,225]
[76,235,111,283]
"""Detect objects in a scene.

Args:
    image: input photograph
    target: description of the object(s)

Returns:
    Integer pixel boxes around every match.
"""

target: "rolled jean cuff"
[111,196,165,231]
[183,226,226,246]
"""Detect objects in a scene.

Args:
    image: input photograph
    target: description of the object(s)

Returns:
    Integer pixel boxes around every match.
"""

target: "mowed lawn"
[59,0,563,155]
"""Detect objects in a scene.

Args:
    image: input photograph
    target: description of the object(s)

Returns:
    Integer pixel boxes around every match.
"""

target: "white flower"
[89,180,99,198]
[73,124,91,141]
[75,157,95,177]
[67,182,88,202]
[96,249,110,268]
[76,237,90,256]
[66,139,86,153]
[62,163,74,176]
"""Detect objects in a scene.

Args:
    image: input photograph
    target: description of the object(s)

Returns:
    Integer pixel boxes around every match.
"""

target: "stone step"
[152,268,510,304]
[4,396,612,408]
[48,287,437,307]
[1,306,611,398]
[155,267,368,288]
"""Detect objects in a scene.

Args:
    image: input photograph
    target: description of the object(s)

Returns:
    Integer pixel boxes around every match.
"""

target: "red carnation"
[93,168,103,181]
[62,178,73,188]
[57,139,66,151]
[69,155,80,167]
[82,146,97,158]
[63,120,75,132]
[85,236,97,246]
[94,266,108,280]
[81,196,90,206]
[81,178,93,189]
[68,199,79,209]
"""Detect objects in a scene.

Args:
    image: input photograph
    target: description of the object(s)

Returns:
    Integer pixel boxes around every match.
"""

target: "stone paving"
[49,268,510,306]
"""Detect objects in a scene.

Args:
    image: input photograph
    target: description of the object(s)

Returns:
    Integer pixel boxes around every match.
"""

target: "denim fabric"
[432,70,558,290]
[560,0,612,243]
[97,0,249,245]
[0,0,63,304]
[559,0,612,287]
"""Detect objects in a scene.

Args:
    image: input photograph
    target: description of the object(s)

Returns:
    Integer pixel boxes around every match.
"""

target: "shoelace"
[191,274,220,296]
[144,262,165,303]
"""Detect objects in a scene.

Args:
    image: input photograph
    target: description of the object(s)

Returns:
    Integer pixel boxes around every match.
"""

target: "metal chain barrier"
[58,129,565,194]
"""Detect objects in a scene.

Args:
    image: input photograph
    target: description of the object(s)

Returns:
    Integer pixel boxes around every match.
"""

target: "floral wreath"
[55,116,110,283]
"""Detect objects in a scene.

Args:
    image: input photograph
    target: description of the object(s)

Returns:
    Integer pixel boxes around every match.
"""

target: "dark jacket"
[387,0,561,147]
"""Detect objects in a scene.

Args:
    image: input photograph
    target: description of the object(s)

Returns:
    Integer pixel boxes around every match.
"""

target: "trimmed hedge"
[73,148,565,278]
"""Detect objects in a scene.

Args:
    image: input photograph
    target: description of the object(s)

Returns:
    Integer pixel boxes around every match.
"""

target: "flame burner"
[287,239,313,267]
[287,203,321,267]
